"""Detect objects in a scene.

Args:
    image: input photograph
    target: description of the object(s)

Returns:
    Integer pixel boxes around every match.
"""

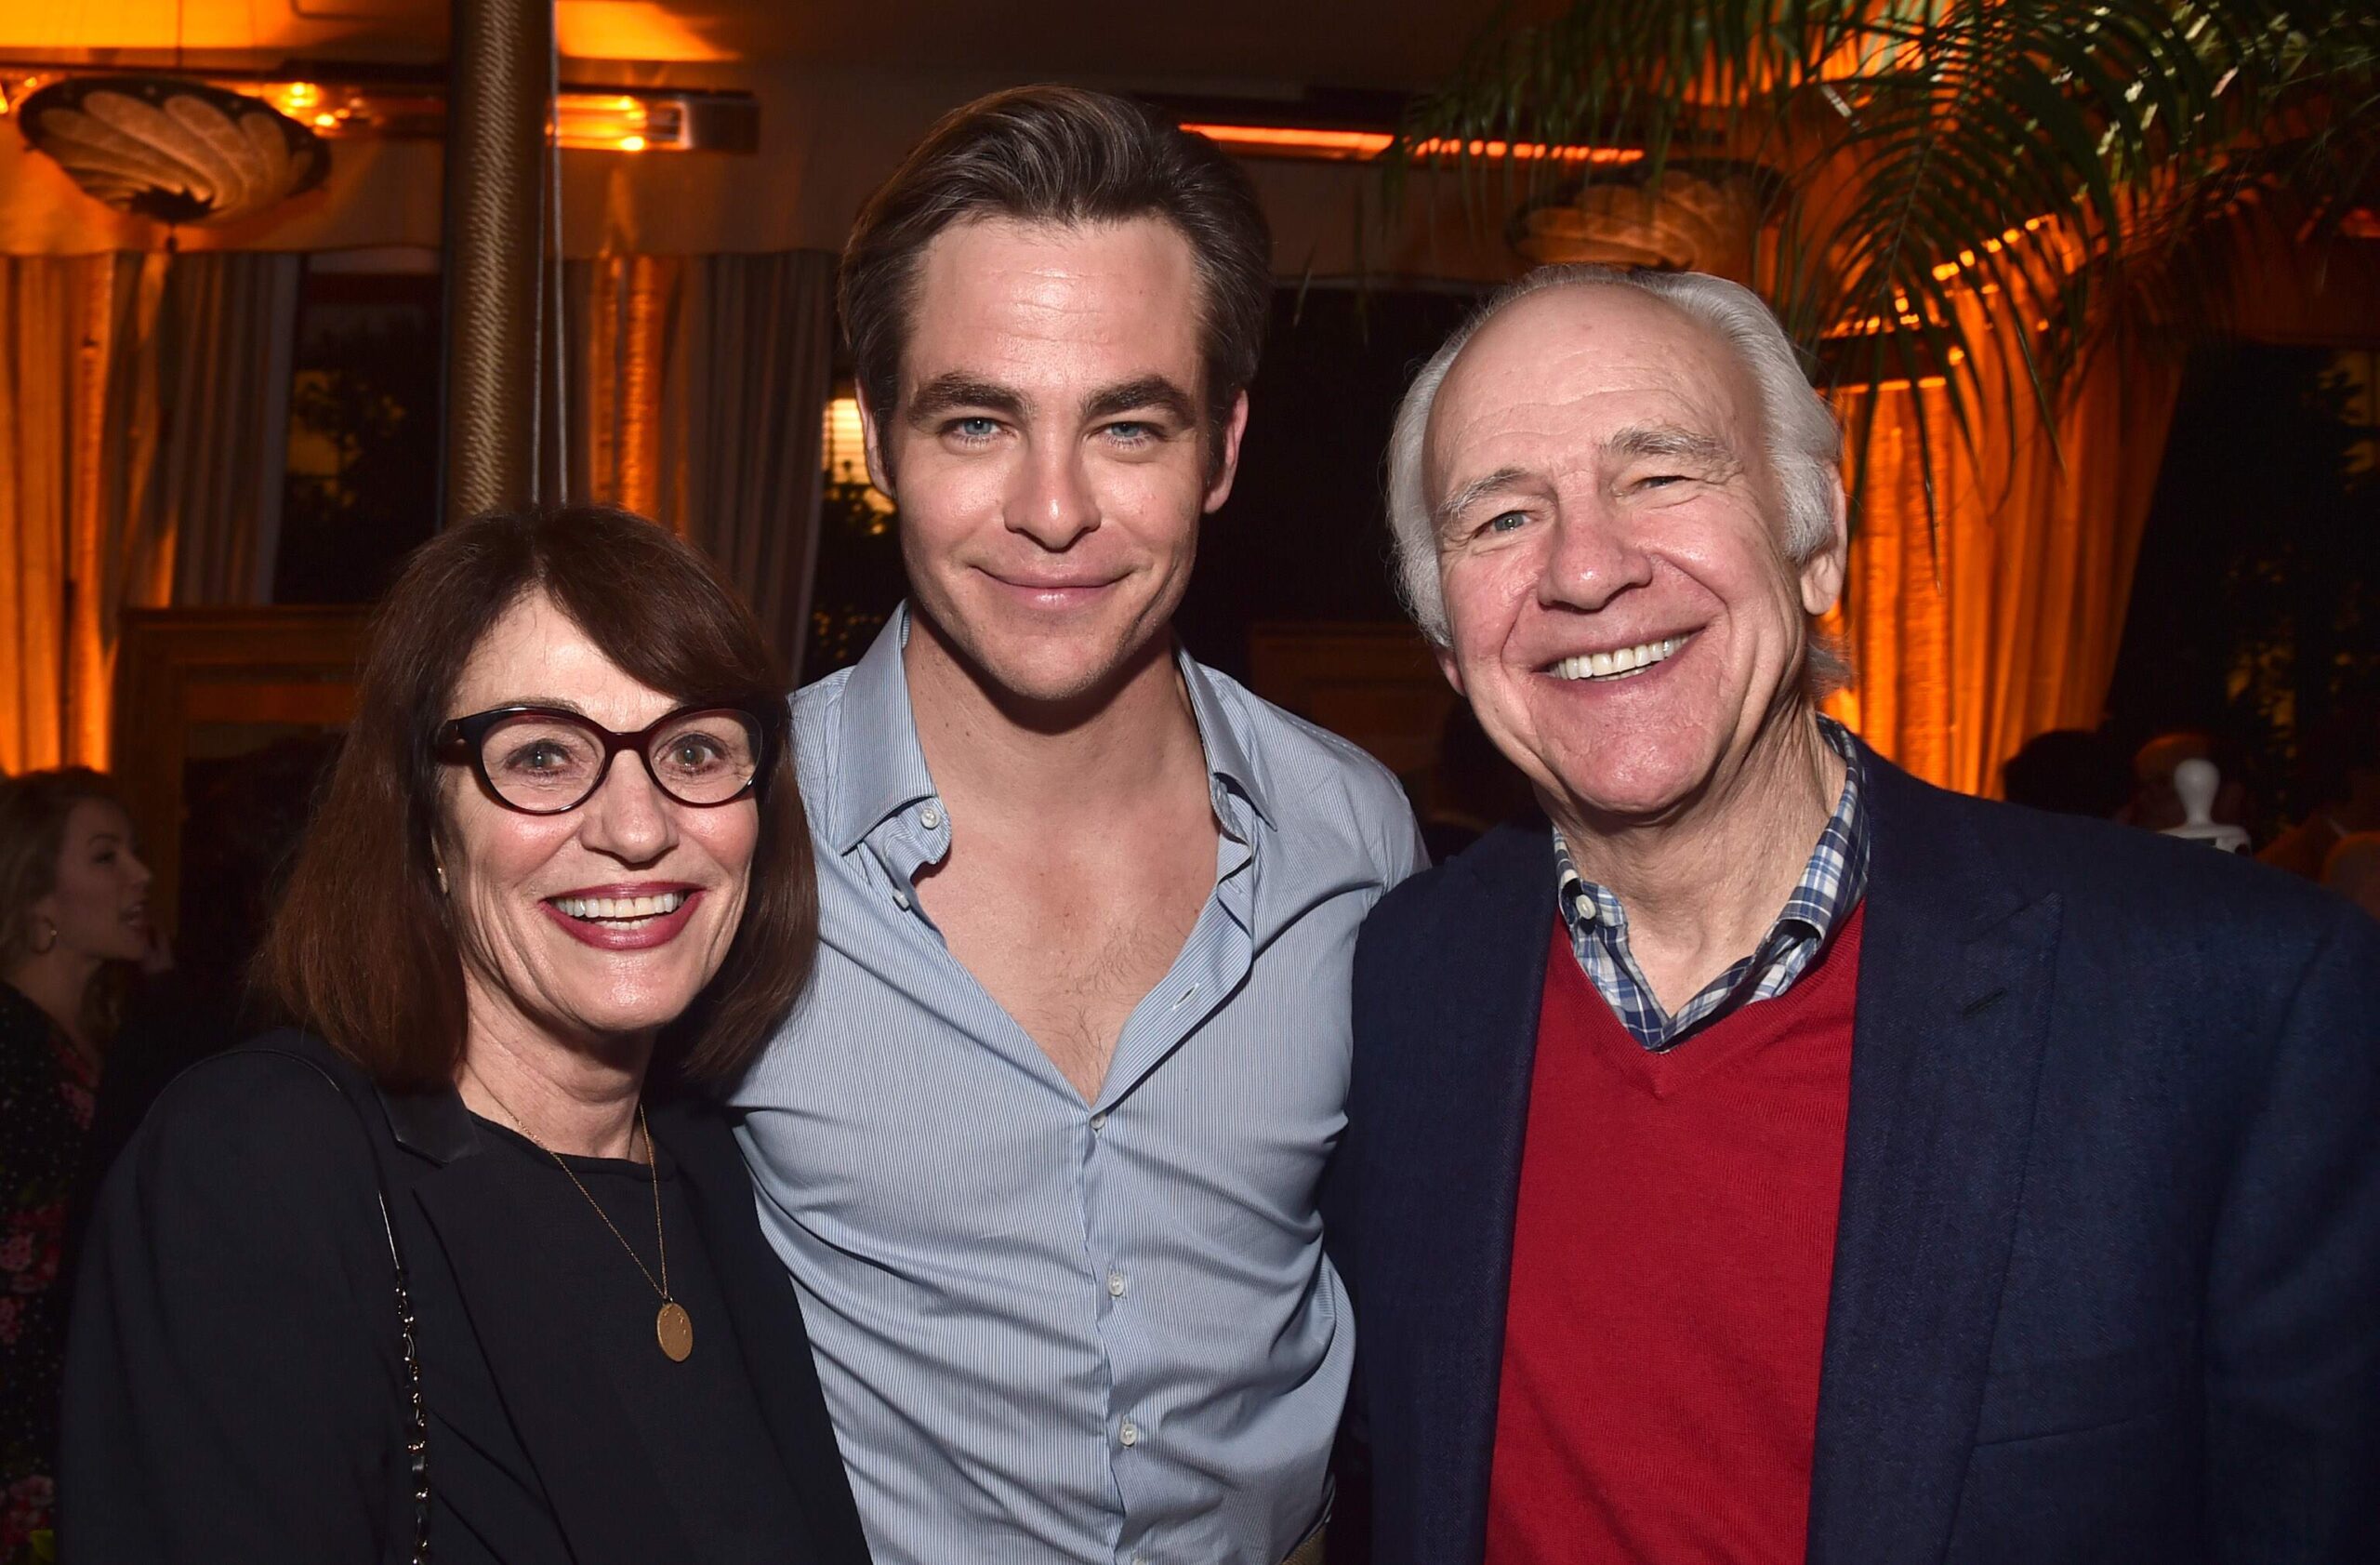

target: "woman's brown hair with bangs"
[258,505,813,1091]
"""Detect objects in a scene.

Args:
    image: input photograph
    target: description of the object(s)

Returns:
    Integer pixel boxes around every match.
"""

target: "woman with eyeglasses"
[63,507,870,1565]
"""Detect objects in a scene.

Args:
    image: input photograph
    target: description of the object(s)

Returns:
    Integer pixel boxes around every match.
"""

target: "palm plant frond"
[1396,0,2380,523]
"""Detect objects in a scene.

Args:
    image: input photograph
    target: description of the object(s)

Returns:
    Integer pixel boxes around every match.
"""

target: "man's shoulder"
[789,664,858,749]
[1885,767,2356,961]
[787,663,880,830]
[1362,823,1547,954]
[1195,663,1417,838]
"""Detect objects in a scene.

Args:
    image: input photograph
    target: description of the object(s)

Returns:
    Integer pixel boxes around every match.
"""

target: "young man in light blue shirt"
[730,86,1422,1565]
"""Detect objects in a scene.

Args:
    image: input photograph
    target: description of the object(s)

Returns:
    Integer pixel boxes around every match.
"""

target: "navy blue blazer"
[1324,745,2380,1564]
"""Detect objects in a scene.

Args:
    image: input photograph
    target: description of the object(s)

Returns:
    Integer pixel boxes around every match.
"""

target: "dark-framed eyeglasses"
[435,704,767,815]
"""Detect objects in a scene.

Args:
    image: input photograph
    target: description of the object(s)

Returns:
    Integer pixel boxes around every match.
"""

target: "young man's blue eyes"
[941,417,1166,446]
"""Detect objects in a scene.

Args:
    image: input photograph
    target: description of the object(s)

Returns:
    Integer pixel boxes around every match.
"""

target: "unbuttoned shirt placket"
[858,779,1259,1564]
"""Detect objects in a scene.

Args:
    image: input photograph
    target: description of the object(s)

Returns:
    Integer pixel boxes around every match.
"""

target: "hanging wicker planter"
[1510,160,1784,281]
[17,74,330,226]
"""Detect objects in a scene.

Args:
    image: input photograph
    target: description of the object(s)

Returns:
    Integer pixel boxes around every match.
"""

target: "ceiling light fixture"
[4,70,757,155]
[16,73,329,225]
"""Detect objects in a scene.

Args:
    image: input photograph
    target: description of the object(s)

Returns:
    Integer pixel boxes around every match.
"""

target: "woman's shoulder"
[0,980,62,1068]
[148,1028,375,1117]
[121,1029,390,1203]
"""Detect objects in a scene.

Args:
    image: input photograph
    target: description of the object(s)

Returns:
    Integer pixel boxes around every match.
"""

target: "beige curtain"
[567,250,835,677]
[1,251,298,774]
[2,255,121,772]
[1822,318,2185,796]
[148,254,303,604]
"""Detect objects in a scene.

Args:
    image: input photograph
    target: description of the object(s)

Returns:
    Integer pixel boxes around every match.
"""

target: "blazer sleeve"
[2202,904,2380,1563]
[1319,909,1404,1565]
[61,1050,411,1565]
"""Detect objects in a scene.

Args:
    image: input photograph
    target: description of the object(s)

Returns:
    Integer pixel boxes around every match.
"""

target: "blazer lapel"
[1377,825,1556,1564]
[1807,755,2060,1565]
[409,1156,696,1565]
[657,1103,873,1565]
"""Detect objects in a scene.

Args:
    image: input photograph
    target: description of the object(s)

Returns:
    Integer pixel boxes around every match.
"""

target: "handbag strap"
[256,1048,433,1565]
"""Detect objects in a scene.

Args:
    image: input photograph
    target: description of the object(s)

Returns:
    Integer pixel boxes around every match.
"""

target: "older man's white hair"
[1385,265,1845,648]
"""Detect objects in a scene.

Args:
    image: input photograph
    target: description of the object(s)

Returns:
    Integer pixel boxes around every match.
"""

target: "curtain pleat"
[1824,316,2185,796]
[568,255,682,529]
[1,252,298,775]
[568,249,834,677]
[153,254,304,605]
[2,258,86,772]
[3,255,139,772]
[681,251,835,676]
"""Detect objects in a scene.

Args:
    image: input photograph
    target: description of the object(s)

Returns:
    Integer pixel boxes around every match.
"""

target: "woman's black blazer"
[61,1029,872,1565]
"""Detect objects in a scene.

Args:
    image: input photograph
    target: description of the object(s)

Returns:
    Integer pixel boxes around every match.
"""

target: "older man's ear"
[1798,475,1850,618]
[1434,640,1468,700]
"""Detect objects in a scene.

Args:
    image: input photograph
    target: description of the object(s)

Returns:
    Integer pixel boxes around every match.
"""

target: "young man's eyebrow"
[1081,376,1197,426]
[906,375,1027,425]
[1435,466,1534,529]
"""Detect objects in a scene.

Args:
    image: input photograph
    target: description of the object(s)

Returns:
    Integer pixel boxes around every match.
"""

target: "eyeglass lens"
[477,710,759,810]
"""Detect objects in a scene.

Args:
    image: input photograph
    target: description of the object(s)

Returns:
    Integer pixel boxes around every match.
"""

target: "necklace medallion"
[656,1300,694,1362]
[467,1066,693,1365]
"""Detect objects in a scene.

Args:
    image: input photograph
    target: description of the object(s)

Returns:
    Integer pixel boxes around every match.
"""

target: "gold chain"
[468,1067,671,1306]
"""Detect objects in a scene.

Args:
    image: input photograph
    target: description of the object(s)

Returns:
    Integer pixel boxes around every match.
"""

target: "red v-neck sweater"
[1483,907,1866,1565]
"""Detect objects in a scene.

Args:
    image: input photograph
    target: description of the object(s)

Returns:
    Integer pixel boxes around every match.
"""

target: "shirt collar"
[1178,653,1276,832]
[1555,713,1871,939]
[824,607,941,855]
[1774,716,1869,936]
[823,603,1277,855]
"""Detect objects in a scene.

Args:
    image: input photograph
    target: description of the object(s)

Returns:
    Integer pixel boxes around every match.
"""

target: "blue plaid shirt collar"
[1554,716,1871,1052]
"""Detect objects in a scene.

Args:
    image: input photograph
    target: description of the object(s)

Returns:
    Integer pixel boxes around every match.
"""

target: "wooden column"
[440,0,552,524]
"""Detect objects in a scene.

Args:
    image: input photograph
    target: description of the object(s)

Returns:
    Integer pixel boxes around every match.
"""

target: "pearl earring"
[31,915,59,954]
[434,864,449,895]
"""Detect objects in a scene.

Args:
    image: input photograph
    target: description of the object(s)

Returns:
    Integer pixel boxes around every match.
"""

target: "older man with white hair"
[1321,265,2380,1565]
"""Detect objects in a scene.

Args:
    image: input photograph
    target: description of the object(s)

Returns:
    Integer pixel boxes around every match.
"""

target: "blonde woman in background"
[0,768,153,1564]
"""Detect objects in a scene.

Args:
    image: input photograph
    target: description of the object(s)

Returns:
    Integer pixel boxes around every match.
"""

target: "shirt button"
[1106,1271,1128,1298]
[1090,1111,1108,1133]
[892,889,910,910]
[919,802,942,830]
[1118,1419,1139,1447]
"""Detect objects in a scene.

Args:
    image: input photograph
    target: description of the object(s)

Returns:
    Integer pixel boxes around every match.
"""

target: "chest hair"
[922,825,1214,1100]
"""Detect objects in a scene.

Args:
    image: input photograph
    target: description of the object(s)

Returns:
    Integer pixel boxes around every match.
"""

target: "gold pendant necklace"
[469,1068,693,1362]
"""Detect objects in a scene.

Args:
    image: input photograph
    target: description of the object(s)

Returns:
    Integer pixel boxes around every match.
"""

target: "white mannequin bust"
[2162,758,2250,854]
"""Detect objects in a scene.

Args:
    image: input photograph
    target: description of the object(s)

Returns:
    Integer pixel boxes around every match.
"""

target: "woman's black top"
[60,1031,871,1565]
[459,1115,813,1561]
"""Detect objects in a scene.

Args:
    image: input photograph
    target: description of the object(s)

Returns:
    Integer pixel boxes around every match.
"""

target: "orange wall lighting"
[1183,122,1642,166]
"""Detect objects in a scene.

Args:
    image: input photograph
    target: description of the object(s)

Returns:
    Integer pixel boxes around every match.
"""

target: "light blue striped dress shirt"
[732,611,1423,1565]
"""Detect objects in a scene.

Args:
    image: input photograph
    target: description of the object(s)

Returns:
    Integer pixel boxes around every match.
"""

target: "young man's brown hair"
[839,85,1271,471]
